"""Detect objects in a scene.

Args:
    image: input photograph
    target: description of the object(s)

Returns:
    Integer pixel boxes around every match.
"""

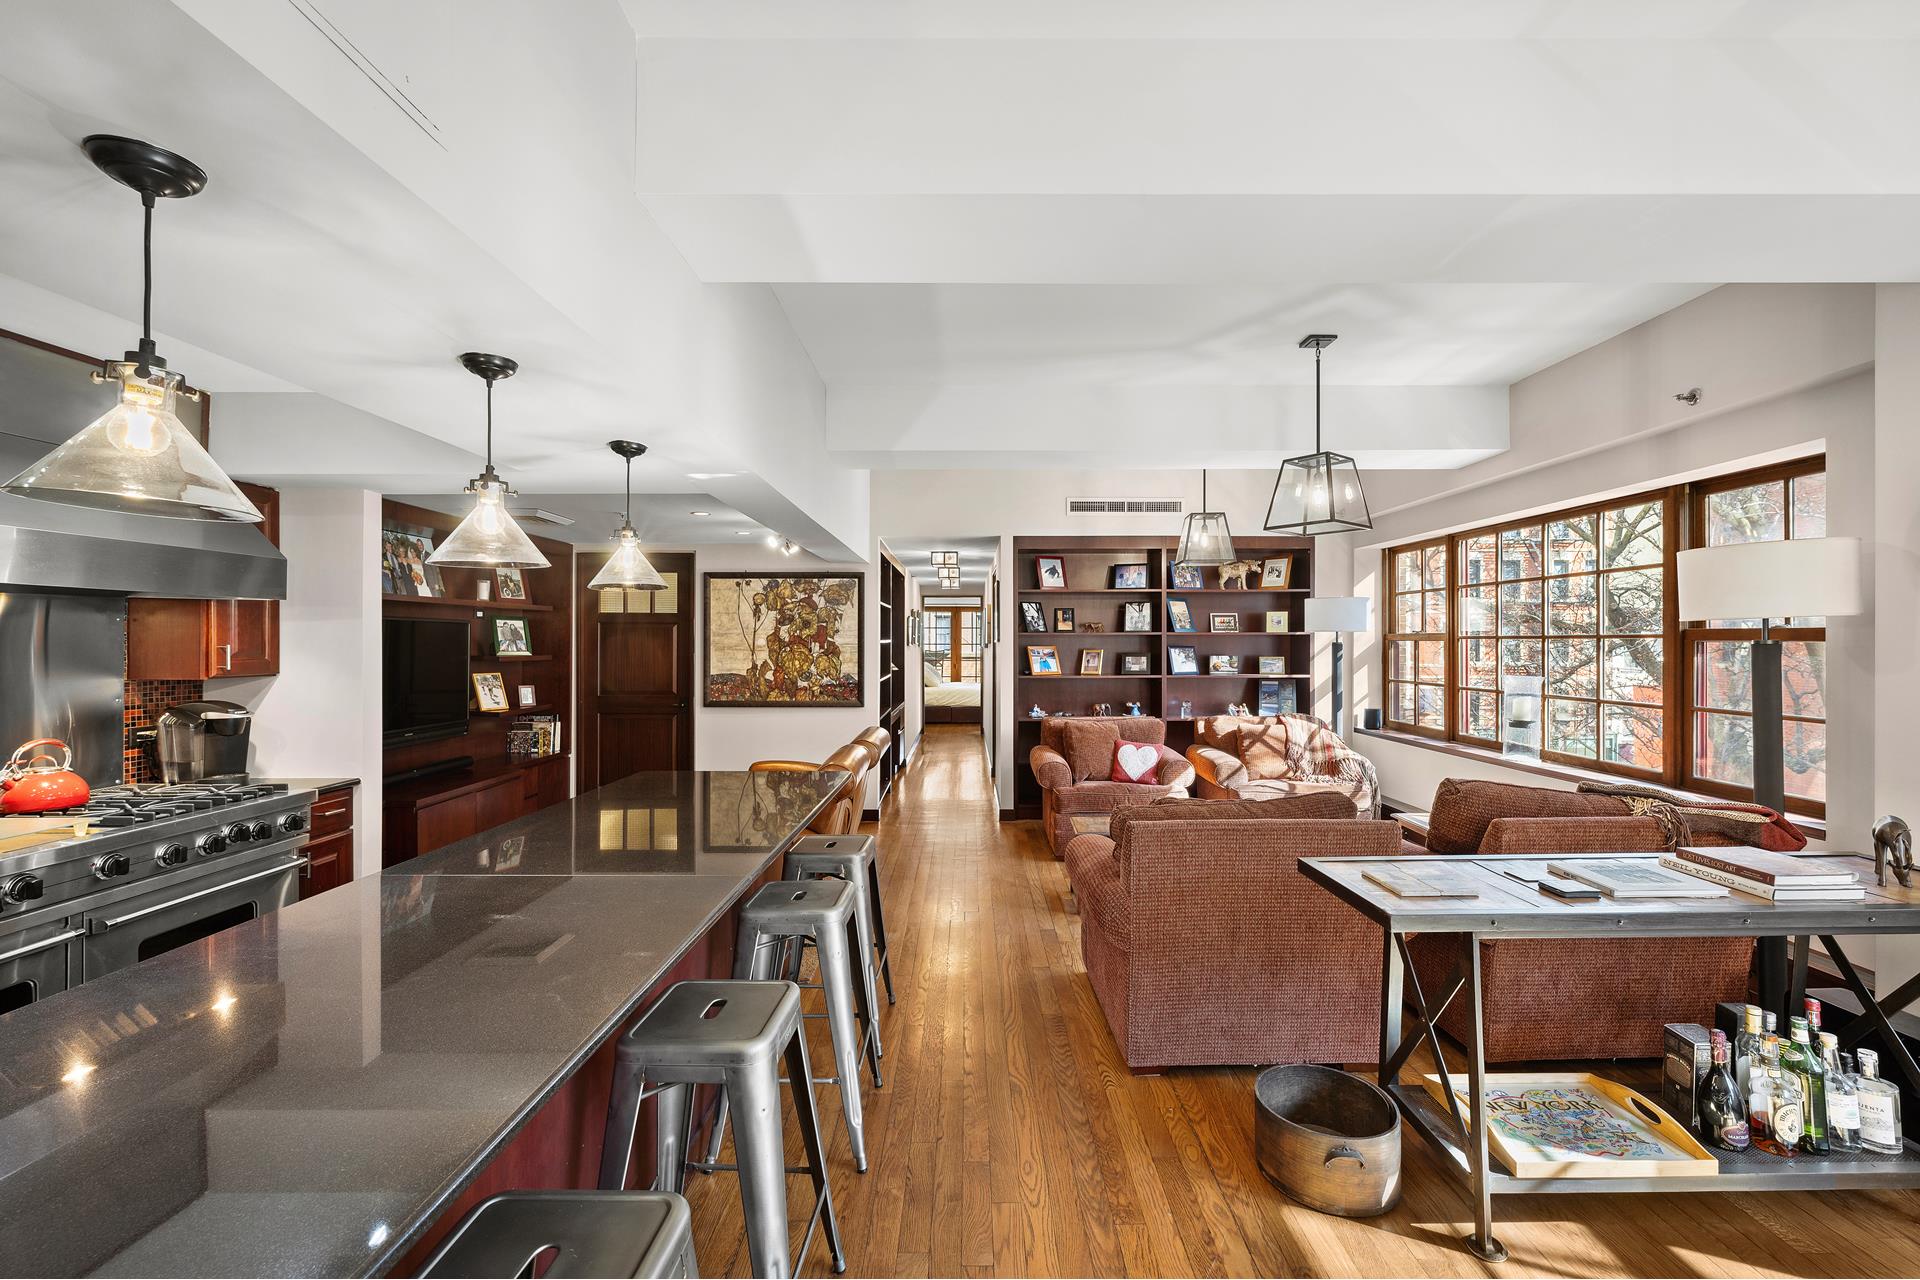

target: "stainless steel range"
[0,781,314,1014]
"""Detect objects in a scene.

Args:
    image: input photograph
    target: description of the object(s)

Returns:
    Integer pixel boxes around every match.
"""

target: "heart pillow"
[1111,741,1160,784]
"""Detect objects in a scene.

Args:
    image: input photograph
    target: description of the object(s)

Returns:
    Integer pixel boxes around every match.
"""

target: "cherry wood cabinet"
[299,783,357,901]
[128,482,282,679]
[382,755,570,866]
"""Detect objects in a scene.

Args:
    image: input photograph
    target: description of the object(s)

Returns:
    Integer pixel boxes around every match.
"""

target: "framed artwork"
[493,617,533,656]
[1027,645,1062,676]
[1080,649,1105,675]
[382,528,445,597]
[1266,611,1291,633]
[517,683,538,707]
[1171,563,1205,590]
[1258,655,1288,675]
[1167,599,1196,633]
[1111,562,1149,590]
[1209,612,1240,633]
[1120,653,1149,674]
[704,573,864,707]
[472,671,510,712]
[1168,645,1199,675]
[1122,601,1153,633]
[1035,556,1068,590]
[1257,680,1283,716]
[1209,653,1242,675]
[1261,557,1294,589]
[1020,601,1048,633]
[495,566,528,601]
[1053,606,1076,632]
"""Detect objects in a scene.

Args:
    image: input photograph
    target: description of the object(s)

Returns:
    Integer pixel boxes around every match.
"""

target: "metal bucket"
[1254,1064,1402,1217]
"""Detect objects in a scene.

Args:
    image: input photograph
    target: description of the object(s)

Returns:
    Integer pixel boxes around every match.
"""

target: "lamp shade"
[1676,537,1863,623]
[1174,510,1236,566]
[1304,595,1370,633]
[588,526,665,589]
[428,477,550,569]
[1264,451,1372,536]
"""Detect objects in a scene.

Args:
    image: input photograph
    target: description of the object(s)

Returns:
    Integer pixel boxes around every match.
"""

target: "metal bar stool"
[418,1191,697,1278]
[599,980,844,1279]
[786,833,894,1040]
[706,879,880,1173]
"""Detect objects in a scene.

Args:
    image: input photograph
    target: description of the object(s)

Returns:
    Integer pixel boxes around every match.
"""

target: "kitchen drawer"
[310,786,354,838]
[300,831,353,900]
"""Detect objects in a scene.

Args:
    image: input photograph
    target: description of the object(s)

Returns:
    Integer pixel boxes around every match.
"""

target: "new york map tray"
[1422,1072,1717,1179]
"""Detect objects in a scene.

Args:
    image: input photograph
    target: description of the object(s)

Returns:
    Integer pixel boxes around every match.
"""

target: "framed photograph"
[1168,645,1199,675]
[1167,599,1196,633]
[1257,680,1283,717]
[517,683,538,707]
[1020,601,1048,632]
[1171,563,1205,590]
[495,566,528,601]
[1111,562,1149,590]
[1258,655,1288,675]
[1121,600,1153,633]
[493,617,533,657]
[705,573,863,706]
[1261,557,1294,589]
[1209,612,1240,633]
[383,528,446,597]
[1080,649,1104,675]
[1209,653,1242,675]
[472,671,510,712]
[1053,606,1076,632]
[1035,556,1068,590]
[1266,610,1291,633]
[1026,645,1062,676]
[1120,653,1150,675]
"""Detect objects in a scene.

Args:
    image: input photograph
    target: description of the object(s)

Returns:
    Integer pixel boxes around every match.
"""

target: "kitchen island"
[0,768,842,1278]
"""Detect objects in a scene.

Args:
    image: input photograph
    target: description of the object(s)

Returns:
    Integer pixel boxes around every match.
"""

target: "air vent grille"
[1066,497,1183,515]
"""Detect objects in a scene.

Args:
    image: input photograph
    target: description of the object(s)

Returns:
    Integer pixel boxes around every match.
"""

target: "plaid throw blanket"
[1576,781,1808,852]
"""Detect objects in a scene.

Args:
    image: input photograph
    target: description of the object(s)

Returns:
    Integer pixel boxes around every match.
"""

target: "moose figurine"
[1218,558,1262,590]
[1873,815,1913,889]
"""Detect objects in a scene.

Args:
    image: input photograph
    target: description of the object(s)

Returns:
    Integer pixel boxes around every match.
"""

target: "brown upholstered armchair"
[750,741,870,836]
[1029,717,1193,855]
[1185,714,1379,817]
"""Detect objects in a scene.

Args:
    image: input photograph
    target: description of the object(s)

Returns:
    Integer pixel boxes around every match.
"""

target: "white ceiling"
[881,535,999,594]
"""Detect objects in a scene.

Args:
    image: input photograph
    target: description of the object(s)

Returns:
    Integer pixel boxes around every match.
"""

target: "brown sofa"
[1409,778,1756,1062]
[1185,714,1379,817]
[1061,793,1404,1070]
[1029,717,1194,854]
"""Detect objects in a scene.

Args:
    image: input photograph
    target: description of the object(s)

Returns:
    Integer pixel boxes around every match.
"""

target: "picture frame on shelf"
[1168,645,1199,675]
[1209,653,1241,675]
[1026,645,1062,676]
[1120,653,1149,675]
[1209,612,1239,633]
[1171,563,1205,590]
[1020,601,1048,633]
[1122,601,1153,632]
[517,683,538,708]
[1080,649,1104,675]
[1176,699,1193,719]
[493,617,534,657]
[1257,680,1283,716]
[1053,606,1076,632]
[1258,655,1288,675]
[472,671,510,712]
[477,579,492,602]
[495,566,528,601]
[1266,610,1291,633]
[1035,555,1068,589]
[383,528,445,597]
[1167,599,1196,633]
[1111,562,1149,590]
[1261,557,1294,589]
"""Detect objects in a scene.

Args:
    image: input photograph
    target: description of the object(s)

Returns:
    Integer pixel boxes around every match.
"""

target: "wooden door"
[577,552,694,789]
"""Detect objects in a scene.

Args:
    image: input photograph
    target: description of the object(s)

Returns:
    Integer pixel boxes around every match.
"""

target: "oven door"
[0,916,81,1014]
[79,852,306,982]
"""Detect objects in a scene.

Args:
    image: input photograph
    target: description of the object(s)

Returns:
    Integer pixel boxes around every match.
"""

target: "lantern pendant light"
[587,441,666,590]
[429,353,550,569]
[1174,468,1236,567]
[1264,334,1373,536]
[3,136,262,522]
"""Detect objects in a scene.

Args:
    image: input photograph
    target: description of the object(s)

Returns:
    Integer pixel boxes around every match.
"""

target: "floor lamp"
[1304,596,1371,737]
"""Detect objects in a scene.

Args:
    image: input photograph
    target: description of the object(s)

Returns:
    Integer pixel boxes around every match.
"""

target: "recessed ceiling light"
[736,529,753,536]
[687,472,738,480]
[689,511,710,517]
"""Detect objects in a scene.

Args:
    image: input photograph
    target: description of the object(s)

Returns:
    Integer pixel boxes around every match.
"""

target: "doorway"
[920,595,985,731]
[575,551,695,786]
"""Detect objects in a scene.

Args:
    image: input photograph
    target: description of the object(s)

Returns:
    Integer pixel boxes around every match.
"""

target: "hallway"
[685,725,1920,1278]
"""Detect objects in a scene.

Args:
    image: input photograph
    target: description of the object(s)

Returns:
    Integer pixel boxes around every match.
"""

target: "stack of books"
[508,714,562,760]
[1658,846,1864,901]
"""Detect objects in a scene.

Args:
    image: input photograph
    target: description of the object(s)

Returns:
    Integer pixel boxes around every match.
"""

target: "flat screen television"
[383,617,471,746]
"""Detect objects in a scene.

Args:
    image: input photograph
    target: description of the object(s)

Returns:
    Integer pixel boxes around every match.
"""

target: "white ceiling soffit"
[881,535,999,592]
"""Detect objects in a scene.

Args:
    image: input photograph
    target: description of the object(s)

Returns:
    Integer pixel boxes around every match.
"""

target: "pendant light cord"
[141,194,154,353]
[484,378,495,472]
[623,451,634,525]
[1314,343,1323,454]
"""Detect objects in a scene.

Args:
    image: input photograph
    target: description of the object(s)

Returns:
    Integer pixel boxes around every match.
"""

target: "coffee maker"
[149,701,253,783]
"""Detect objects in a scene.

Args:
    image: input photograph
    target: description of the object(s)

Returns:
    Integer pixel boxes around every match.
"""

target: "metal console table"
[1300,851,1920,1262]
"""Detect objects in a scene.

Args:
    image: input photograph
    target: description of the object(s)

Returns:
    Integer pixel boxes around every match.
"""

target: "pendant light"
[587,440,666,589]
[1174,469,1236,567]
[3,136,262,522]
[1264,334,1373,536]
[429,353,550,569]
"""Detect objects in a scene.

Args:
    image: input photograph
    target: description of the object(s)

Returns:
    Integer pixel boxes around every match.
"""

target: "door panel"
[600,622,682,696]
[577,553,694,790]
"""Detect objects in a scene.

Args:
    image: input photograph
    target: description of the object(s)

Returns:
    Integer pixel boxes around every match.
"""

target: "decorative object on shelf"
[1304,595,1370,736]
[2,136,262,522]
[507,713,560,758]
[1167,599,1196,632]
[1209,612,1239,633]
[1261,557,1295,588]
[1226,701,1249,716]
[1124,701,1145,717]
[1257,680,1283,716]
[492,617,533,657]
[1177,700,1193,719]
[1035,555,1067,589]
[1677,536,1861,811]
[1053,606,1076,632]
[1266,610,1291,633]
[1092,702,1113,717]
[1361,708,1383,731]
[495,565,528,601]
[1501,673,1544,759]
[1026,645,1062,675]
[587,441,666,589]
[1266,334,1373,536]
[1172,563,1205,590]
[704,572,863,706]
[1420,1073,1716,1179]
[1122,601,1153,632]
[1112,562,1149,589]
[1174,470,1237,567]
[516,684,537,708]
[1080,621,1105,632]
[1029,704,1047,719]
[472,671,510,712]
[1120,654,1150,674]
[430,353,551,569]
[1218,559,1260,589]
[384,529,446,597]
[476,579,492,602]
[1209,653,1242,675]
[1080,649,1105,675]
[1259,655,1288,675]
[1873,815,1913,888]
[1020,601,1047,632]
[1169,645,1199,675]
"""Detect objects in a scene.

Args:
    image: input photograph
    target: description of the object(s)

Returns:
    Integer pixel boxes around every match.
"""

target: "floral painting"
[705,573,864,706]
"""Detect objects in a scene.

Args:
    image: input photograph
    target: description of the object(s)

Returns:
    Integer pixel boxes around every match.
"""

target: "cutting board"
[0,816,90,856]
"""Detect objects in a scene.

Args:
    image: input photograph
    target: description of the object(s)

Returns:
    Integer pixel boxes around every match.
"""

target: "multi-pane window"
[924,604,984,682]
[1384,540,1447,734]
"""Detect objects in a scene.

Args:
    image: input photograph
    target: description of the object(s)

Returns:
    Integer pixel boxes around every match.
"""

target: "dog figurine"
[1218,559,1261,589]
[1874,815,1913,888]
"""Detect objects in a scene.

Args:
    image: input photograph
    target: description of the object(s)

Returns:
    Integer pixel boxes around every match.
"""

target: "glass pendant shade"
[588,525,665,589]
[429,477,550,568]
[1174,510,1236,566]
[3,363,262,521]
[1265,450,1373,536]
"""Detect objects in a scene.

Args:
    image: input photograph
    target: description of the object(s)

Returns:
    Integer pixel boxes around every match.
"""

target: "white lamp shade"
[1676,537,1863,622]
[1304,595,1370,633]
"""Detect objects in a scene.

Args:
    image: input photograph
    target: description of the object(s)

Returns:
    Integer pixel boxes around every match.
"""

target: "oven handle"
[0,927,84,964]
[89,857,310,934]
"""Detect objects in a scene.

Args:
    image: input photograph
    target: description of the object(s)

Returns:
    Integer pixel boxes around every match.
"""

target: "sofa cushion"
[1234,719,1301,780]
[1109,790,1356,845]
[1425,778,1630,854]
[1060,719,1122,781]
[1110,740,1161,784]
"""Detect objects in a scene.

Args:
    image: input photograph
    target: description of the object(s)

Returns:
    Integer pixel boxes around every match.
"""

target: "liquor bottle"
[1747,1034,1774,1143]
[1755,1038,1805,1158]
[1857,1048,1905,1155]
[1735,1004,1764,1097]
[1701,1032,1751,1151]
[1784,1017,1830,1154]
[1821,1032,1860,1151]
[1805,996,1824,1037]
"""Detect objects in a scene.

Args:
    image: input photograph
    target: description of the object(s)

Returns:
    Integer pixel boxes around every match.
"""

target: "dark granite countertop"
[0,770,840,1278]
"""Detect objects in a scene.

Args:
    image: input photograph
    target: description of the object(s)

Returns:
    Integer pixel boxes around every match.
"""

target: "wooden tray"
[1422,1072,1717,1179]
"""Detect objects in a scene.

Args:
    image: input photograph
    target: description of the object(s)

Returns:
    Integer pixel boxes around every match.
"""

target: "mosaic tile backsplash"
[123,679,205,784]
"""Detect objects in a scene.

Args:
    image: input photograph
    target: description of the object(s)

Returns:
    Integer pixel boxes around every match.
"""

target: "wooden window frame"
[1381,536,1451,740]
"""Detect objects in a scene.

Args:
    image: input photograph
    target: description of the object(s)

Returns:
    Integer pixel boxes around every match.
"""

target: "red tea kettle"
[1,739,91,815]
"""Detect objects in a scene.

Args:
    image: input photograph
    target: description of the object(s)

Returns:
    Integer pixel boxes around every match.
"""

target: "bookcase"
[1011,533,1314,816]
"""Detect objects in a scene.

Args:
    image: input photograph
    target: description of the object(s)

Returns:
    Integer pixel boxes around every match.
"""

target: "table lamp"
[1675,537,1861,813]
[1304,595,1371,736]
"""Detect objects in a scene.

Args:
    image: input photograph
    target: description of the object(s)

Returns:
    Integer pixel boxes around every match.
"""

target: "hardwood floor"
[685,725,1920,1277]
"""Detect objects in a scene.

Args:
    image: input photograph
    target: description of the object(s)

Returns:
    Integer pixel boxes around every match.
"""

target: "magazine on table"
[1545,858,1729,899]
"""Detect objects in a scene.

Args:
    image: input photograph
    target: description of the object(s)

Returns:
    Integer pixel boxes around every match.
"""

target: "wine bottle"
[1701,1031,1750,1151]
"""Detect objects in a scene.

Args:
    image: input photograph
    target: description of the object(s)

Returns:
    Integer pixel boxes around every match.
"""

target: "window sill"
[1352,726,1827,841]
